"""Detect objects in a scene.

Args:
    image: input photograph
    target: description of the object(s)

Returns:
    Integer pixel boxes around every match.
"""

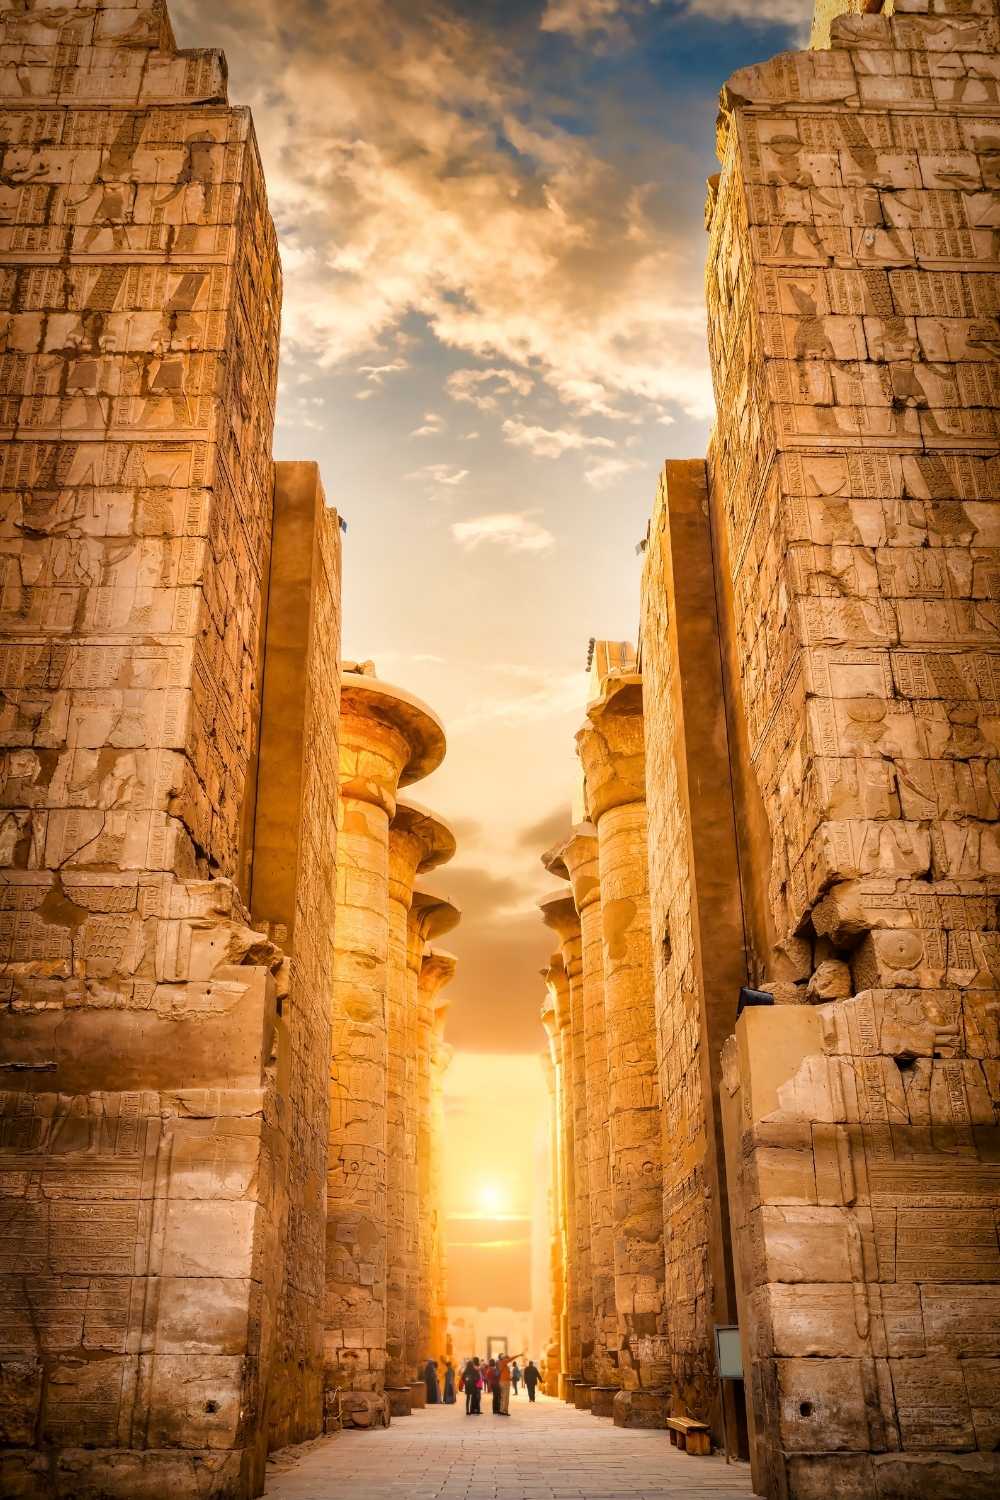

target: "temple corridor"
[263,1397,757,1500]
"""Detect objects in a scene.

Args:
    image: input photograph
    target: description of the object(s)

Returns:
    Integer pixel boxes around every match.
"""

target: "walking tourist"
[423,1357,440,1404]
[523,1359,541,1402]
[443,1357,456,1404]
[511,1359,521,1396]
[462,1356,482,1415]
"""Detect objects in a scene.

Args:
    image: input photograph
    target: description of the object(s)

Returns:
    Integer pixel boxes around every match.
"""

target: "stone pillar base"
[386,1387,413,1417]
[558,1373,570,1400]
[409,1382,428,1410]
[573,1384,593,1411]
[563,1377,577,1404]
[590,1386,618,1418]
[612,1390,671,1429]
[329,1391,391,1430]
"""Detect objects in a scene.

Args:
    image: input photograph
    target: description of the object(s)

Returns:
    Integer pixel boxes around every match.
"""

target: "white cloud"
[451,512,555,554]
[447,368,535,411]
[358,358,409,385]
[501,419,614,460]
[584,456,643,489]
[169,0,715,422]
[406,463,469,486]
[411,411,446,437]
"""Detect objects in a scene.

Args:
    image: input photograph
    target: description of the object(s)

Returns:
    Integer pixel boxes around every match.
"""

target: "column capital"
[340,671,446,815]
[538,889,580,946]
[542,822,599,915]
[575,673,645,822]
[539,889,582,980]
[388,800,456,908]
[418,947,458,1006]
[408,890,461,972]
[544,950,571,1032]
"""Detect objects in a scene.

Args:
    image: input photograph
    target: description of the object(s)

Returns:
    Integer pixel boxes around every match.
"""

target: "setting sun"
[477,1182,508,1216]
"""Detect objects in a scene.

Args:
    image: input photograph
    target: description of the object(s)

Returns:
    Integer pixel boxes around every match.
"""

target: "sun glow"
[477,1181,509,1216]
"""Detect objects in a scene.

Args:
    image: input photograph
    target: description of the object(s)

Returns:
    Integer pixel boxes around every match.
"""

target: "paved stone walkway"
[263,1394,759,1500]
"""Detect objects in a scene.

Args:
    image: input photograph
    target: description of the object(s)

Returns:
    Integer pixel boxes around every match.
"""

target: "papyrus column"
[385,807,455,1388]
[578,668,669,1415]
[542,844,595,1393]
[540,896,583,1392]
[417,948,457,1361]
[546,824,616,1392]
[540,991,564,1397]
[327,671,444,1418]
[426,933,459,1361]
[544,952,573,1396]
[408,892,460,1368]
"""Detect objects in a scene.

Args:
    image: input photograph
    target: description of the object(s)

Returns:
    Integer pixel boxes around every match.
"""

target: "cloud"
[446,368,535,411]
[450,669,585,733]
[542,0,809,41]
[358,358,409,385]
[501,419,614,460]
[584,455,643,489]
[170,0,715,422]
[686,0,812,22]
[411,411,446,437]
[518,805,575,852]
[420,865,553,1051]
[406,463,469,486]
[540,0,644,39]
[451,511,555,554]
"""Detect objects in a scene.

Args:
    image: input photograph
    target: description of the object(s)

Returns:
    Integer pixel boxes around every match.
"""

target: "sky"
[171,0,814,1310]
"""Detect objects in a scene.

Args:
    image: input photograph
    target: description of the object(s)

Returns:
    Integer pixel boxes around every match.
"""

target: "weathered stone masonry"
[704,4,1000,1496]
[0,2,296,1494]
[0,1,460,1493]
[541,2,1000,1492]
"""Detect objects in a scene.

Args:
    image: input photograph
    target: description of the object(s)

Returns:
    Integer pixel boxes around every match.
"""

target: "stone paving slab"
[263,1395,759,1500]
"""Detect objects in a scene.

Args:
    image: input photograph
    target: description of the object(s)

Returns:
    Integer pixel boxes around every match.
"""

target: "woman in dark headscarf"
[423,1357,440,1404]
[442,1357,456,1404]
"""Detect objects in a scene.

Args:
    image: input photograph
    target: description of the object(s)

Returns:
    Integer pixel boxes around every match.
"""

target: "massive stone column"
[0,3,312,1494]
[545,883,594,1398]
[408,891,460,1369]
[544,825,616,1399]
[538,1017,563,1398]
[249,463,343,1452]
[702,5,1000,1495]
[639,460,747,1450]
[542,948,575,1392]
[417,948,457,1362]
[577,654,669,1427]
[385,808,455,1391]
[326,671,444,1424]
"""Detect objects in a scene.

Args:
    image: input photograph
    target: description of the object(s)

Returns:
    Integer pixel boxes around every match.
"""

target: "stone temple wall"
[0,2,317,1496]
[702,2,1000,1495]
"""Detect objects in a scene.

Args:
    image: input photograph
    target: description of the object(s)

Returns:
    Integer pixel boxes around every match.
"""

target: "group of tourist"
[421,1357,458,1404]
[458,1354,542,1416]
